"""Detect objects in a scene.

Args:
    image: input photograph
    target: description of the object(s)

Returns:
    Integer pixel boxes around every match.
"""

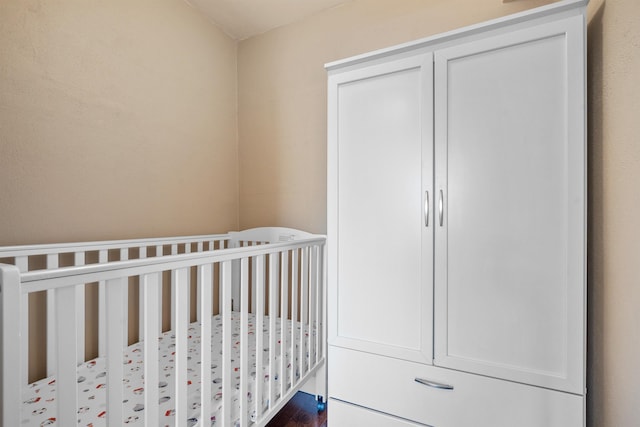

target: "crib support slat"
[255,254,265,420]
[142,272,160,427]
[184,244,192,324]
[309,246,317,368]
[240,257,249,427]
[170,244,178,332]
[300,247,309,377]
[14,256,28,272]
[251,254,257,314]
[98,249,108,357]
[106,276,125,426]
[280,251,289,399]
[291,249,299,390]
[0,264,22,426]
[199,263,213,427]
[15,256,29,386]
[174,267,189,427]
[231,256,241,312]
[120,249,129,346]
[57,285,78,425]
[269,253,279,409]
[316,245,325,365]
[138,247,147,342]
[156,245,163,334]
[196,263,202,322]
[46,253,58,377]
[221,260,233,427]
[74,252,86,364]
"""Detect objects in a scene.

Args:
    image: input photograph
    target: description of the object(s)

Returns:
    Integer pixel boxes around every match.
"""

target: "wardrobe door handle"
[424,191,430,227]
[415,377,454,390]
[439,189,444,226]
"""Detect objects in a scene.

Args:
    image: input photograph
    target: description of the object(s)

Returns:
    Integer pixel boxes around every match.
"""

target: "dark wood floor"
[266,392,328,427]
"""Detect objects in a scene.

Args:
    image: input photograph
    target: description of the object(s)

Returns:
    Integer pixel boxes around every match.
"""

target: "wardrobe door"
[328,54,433,364]
[433,15,586,393]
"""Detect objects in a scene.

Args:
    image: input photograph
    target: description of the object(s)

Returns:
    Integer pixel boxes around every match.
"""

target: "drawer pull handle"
[439,189,444,227]
[415,378,454,390]
[424,191,430,227]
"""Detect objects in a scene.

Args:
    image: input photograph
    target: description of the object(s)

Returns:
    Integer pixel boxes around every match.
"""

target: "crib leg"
[316,395,327,412]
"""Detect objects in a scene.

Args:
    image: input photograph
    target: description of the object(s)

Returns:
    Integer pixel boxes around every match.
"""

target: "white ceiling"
[186,0,353,40]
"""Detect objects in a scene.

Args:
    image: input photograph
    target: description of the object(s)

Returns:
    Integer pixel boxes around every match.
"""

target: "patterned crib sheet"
[22,313,313,427]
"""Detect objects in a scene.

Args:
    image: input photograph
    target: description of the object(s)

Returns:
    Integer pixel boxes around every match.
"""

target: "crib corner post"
[0,263,22,427]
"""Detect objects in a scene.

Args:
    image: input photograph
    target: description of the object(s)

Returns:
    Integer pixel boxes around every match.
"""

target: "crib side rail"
[0,233,229,385]
[228,227,317,246]
[0,233,230,265]
[1,235,326,427]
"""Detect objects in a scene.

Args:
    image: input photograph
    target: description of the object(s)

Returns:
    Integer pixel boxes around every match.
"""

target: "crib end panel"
[0,264,23,426]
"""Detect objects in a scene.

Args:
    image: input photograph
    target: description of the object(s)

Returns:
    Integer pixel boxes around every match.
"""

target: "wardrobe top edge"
[324,0,588,72]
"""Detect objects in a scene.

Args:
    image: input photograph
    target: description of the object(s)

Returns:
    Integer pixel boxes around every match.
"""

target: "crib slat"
[46,253,58,269]
[309,246,317,367]
[139,247,147,340]
[217,261,223,315]
[221,260,233,427]
[255,255,265,420]
[120,249,129,346]
[291,249,299,390]
[106,276,126,426]
[316,245,324,364]
[199,263,213,427]
[251,254,257,314]
[156,245,163,335]
[196,246,203,322]
[174,267,189,427]
[46,253,58,377]
[186,266,191,326]
[240,257,249,427]
[300,247,309,376]
[74,252,86,364]
[142,272,160,427]
[280,251,289,398]
[269,253,279,409]
[56,285,78,425]
[231,256,241,312]
[15,256,29,386]
[170,248,178,331]
[14,256,28,272]
[183,245,192,326]
[98,249,108,357]
[0,265,22,426]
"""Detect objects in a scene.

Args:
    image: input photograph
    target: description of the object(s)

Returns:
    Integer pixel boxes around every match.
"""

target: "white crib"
[0,227,326,426]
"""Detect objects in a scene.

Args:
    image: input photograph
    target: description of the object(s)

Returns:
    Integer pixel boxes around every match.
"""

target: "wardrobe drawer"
[329,346,584,427]
[330,399,423,427]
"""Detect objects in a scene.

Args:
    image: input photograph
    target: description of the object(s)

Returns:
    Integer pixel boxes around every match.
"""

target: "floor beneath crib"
[267,392,328,427]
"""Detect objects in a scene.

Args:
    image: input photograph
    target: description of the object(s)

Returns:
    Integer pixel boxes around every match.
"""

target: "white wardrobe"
[326,0,587,426]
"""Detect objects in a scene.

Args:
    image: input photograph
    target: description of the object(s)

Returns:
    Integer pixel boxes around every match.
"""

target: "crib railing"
[0,233,229,385]
[0,233,326,427]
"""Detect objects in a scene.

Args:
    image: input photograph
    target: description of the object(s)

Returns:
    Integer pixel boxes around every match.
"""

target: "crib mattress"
[22,313,312,427]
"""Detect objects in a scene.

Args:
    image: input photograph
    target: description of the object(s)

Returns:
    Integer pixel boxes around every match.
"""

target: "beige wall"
[238,0,640,425]
[587,0,640,426]
[0,0,239,247]
[0,0,238,381]
[2,0,639,423]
